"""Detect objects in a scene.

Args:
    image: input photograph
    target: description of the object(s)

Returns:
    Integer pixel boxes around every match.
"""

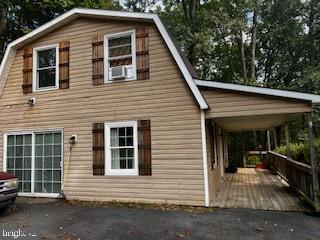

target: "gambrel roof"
[0,8,209,109]
[1,8,319,109]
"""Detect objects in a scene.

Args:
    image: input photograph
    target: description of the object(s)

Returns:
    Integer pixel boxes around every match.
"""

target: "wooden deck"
[211,168,307,211]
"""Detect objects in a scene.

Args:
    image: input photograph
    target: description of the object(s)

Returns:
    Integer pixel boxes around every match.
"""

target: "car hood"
[0,172,17,181]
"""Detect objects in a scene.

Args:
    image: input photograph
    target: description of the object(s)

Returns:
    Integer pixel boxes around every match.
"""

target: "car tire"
[0,205,9,214]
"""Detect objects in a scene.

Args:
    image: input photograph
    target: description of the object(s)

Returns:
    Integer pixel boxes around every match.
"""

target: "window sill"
[104,78,137,84]
[104,171,138,176]
[33,86,59,92]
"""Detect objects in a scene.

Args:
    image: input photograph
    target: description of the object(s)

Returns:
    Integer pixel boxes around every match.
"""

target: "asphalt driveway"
[0,198,319,240]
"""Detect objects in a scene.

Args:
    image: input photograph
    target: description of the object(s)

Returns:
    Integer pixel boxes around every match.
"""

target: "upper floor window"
[33,45,59,91]
[104,30,136,82]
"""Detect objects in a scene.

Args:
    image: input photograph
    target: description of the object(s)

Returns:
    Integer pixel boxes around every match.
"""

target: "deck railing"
[267,151,314,205]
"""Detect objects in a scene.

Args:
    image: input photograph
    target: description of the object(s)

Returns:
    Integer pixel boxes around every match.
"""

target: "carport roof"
[195,80,320,104]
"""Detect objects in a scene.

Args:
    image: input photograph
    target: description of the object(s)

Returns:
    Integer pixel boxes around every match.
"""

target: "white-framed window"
[105,121,138,176]
[33,44,59,92]
[104,30,136,83]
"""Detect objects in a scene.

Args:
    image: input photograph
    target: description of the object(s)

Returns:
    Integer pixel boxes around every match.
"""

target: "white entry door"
[5,130,63,197]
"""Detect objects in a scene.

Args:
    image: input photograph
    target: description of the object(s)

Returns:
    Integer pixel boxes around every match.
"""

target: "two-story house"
[0,8,319,207]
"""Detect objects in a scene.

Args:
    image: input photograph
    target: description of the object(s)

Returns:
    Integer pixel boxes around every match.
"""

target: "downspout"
[200,110,209,207]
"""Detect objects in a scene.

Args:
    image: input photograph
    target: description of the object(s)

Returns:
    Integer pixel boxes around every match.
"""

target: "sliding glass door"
[5,130,63,197]
[34,132,62,194]
[6,134,32,193]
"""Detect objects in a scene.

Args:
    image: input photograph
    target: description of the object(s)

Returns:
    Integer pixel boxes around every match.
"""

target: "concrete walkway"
[0,199,319,239]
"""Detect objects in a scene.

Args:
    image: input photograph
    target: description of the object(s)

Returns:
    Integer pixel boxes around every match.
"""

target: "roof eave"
[195,79,320,104]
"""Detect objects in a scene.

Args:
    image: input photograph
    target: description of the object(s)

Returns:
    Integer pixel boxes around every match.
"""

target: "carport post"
[285,122,291,159]
[273,128,278,149]
[267,130,271,152]
[307,113,320,211]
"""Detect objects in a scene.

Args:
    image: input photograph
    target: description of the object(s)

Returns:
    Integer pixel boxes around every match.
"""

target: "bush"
[275,138,320,164]
[246,155,261,165]
[277,145,287,156]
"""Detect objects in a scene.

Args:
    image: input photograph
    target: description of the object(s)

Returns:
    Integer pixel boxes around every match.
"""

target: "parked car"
[0,172,18,213]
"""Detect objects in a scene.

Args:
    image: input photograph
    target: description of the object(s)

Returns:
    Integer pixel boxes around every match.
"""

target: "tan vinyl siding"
[0,18,204,206]
[201,89,312,118]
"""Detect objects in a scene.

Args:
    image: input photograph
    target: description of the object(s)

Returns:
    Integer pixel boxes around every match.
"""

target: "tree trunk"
[307,0,316,64]
[181,0,199,65]
[0,6,7,61]
[181,0,199,31]
[308,0,315,37]
[237,30,248,81]
[0,7,6,34]
[250,11,258,81]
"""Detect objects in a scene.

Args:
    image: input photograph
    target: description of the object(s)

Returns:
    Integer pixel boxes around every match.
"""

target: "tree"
[0,0,121,62]
[124,0,159,12]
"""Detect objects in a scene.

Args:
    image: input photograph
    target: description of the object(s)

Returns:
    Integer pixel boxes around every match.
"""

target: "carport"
[196,80,320,211]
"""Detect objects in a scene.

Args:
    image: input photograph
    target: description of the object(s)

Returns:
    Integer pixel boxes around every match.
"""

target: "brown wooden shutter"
[59,41,70,89]
[92,123,105,175]
[136,27,149,80]
[22,48,33,94]
[92,36,104,85]
[138,120,152,176]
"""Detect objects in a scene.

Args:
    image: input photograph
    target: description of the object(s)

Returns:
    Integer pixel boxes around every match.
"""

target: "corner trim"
[200,110,209,207]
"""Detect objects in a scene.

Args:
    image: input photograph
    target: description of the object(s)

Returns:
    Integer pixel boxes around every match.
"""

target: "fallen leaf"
[215,228,224,236]
[176,233,185,238]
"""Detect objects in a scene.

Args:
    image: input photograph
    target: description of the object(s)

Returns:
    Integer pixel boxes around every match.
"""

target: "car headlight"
[6,179,18,189]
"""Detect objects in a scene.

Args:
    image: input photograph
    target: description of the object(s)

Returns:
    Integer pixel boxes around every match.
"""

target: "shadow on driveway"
[0,198,319,240]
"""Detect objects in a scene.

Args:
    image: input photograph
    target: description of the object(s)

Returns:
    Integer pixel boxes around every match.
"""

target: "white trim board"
[104,29,137,83]
[195,80,320,104]
[32,44,60,92]
[200,110,209,207]
[0,8,208,109]
[104,121,139,176]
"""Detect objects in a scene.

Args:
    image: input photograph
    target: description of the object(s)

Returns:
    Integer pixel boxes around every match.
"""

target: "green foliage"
[276,145,287,156]
[276,138,320,164]
[124,0,158,12]
[276,143,308,163]
[0,0,121,58]
[157,0,320,95]
[246,155,261,166]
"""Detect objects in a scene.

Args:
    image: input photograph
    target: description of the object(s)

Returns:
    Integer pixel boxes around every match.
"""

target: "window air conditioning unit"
[111,66,127,80]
